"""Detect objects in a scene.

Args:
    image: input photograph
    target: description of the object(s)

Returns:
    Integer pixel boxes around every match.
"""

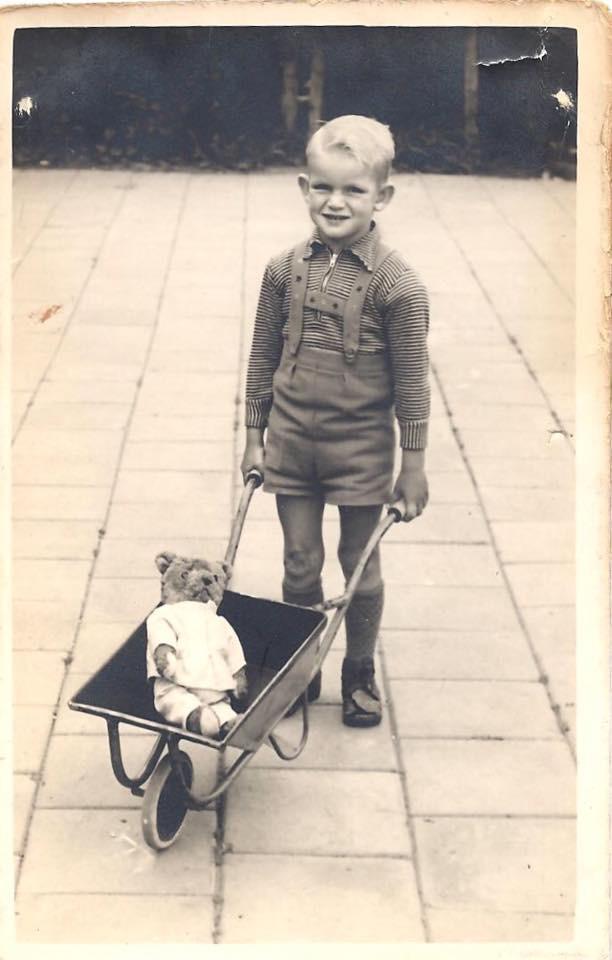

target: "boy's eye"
[311,182,330,191]
[347,186,366,194]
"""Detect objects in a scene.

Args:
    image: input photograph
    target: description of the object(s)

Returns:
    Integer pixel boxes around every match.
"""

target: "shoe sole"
[342,712,382,728]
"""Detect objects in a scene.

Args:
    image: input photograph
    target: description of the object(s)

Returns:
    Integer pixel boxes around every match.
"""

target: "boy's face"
[298,149,394,252]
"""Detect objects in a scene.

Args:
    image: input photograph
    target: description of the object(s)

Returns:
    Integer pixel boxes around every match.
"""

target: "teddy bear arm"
[153,643,178,680]
[233,664,248,699]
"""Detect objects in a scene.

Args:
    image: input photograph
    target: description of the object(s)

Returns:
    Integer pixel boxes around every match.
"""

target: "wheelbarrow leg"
[107,719,168,795]
[267,693,310,761]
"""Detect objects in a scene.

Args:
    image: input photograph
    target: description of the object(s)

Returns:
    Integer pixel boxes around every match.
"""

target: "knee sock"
[282,583,324,608]
[345,585,384,662]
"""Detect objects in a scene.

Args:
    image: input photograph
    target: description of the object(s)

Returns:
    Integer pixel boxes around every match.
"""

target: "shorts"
[153,678,237,730]
[264,345,395,506]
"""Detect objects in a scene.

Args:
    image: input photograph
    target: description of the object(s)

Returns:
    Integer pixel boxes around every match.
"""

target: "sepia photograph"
[2,3,608,954]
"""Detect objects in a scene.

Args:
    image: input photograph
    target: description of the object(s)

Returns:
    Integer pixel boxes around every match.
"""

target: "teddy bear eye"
[181,570,189,581]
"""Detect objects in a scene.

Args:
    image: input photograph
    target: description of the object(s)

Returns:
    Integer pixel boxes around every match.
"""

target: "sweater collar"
[304,222,380,272]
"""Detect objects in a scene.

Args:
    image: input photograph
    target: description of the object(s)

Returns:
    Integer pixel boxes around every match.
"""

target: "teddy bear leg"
[185,706,221,737]
[196,705,223,737]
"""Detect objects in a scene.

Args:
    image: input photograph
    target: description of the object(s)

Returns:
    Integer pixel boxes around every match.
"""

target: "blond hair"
[306,115,395,182]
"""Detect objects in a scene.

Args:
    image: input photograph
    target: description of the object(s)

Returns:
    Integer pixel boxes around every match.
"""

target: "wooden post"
[281,59,299,135]
[307,45,324,137]
[464,28,479,165]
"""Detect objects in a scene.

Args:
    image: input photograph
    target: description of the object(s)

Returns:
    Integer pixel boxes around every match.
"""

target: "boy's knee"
[283,546,324,590]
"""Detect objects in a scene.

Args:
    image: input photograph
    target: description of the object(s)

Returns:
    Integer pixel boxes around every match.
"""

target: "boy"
[241,115,430,727]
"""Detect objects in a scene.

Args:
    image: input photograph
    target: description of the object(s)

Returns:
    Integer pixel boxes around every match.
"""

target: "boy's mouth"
[323,213,349,222]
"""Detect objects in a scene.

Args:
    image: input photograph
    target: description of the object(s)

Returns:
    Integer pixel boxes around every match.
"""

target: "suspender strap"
[342,241,392,362]
[287,240,311,357]
[287,238,394,361]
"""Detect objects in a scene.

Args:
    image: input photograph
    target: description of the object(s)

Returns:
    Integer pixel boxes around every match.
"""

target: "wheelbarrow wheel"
[141,751,193,851]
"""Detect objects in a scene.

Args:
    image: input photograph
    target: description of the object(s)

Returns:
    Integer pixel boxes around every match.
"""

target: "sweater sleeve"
[382,265,431,450]
[245,262,285,428]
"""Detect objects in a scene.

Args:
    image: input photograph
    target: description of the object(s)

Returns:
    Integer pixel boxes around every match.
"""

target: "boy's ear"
[297,173,310,200]
[374,183,395,211]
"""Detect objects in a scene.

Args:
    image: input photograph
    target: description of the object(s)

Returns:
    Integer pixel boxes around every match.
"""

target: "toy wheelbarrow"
[69,470,406,851]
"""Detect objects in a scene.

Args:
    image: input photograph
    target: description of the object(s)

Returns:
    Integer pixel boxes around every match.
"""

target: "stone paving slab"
[104,501,232,540]
[12,519,100,560]
[415,816,575,913]
[466,457,574,490]
[37,735,159,808]
[25,401,132,431]
[12,428,124,486]
[383,586,521,633]
[82,577,158,622]
[16,893,215,944]
[492,521,574,563]
[382,542,501,587]
[69,621,144,673]
[129,413,235,442]
[17,808,216,896]
[384,504,490,544]
[94,536,228,580]
[381,629,539,681]
[12,484,110,521]
[505,563,575,608]
[426,908,573,943]
[12,601,78,652]
[400,739,575,815]
[224,769,411,857]
[13,706,54,773]
[478,487,572,523]
[390,679,559,739]
[35,377,138,406]
[221,854,423,943]
[13,651,67,706]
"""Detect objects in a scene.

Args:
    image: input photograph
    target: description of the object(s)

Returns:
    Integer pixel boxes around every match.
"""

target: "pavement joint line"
[377,639,431,941]
[478,175,575,305]
[419,174,574,454]
[12,172,134,442]
[212,174,250,944]
[431,362,576,764]
[13,171,194,894]
[397,735,571,742]
[221,850,416,861]
[414,813,577,821]
[12,169,80,275]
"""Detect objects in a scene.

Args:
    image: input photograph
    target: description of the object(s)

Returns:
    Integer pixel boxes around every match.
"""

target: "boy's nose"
[326,192,345,209]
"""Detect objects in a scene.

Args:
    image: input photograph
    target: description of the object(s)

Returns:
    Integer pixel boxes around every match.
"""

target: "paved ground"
[11,168,576,944]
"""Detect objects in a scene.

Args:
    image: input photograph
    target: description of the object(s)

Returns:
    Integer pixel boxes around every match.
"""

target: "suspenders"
[287,239,392,363]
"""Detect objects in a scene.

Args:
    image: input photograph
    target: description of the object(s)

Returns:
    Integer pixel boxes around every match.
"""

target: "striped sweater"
[245,226,430,450]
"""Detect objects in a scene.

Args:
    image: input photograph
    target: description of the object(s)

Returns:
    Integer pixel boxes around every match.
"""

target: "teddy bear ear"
[155,551,176,574]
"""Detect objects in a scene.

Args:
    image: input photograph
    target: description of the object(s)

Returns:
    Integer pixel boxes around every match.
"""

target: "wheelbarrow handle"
[223,469,264,570]
[386,497,408,523]
[314,496,408,658]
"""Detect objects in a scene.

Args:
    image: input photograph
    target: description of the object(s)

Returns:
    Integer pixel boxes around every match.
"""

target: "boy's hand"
[392,450,428,522]
[241,427,265,483]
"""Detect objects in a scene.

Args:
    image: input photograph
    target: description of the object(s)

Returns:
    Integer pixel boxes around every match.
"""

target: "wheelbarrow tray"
[69,590,327,754]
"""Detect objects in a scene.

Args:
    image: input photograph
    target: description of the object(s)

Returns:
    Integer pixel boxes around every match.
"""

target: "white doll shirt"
[146,600,246,691]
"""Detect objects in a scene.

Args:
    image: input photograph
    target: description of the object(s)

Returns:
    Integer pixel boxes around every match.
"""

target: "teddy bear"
[146,551,248,739]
